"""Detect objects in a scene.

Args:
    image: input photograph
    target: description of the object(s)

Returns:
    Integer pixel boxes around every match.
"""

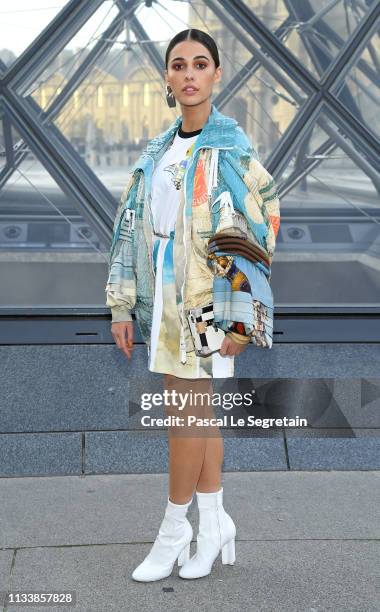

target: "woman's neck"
[180,99,212,132]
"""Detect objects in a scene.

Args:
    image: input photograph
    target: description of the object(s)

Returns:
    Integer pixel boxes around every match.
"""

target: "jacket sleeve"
[231,125,280,263]
[243,158,281,267]
[210,132,280,348]
[105,172,138,323]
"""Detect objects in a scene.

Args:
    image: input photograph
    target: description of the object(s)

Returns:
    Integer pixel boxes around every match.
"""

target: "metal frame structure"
[0,0,379,344]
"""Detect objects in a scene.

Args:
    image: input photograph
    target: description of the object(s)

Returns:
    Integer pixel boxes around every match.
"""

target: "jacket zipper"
[144,156,156,325]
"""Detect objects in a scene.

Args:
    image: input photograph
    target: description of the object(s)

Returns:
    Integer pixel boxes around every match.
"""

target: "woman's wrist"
[226,331,250,345]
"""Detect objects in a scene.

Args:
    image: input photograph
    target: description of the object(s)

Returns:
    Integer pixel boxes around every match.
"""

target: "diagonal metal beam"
[321,2,380,88]
[0,1,142,207]
[211,0,378,187]
[317,114,380,190]
[213,16,294,108]
[225,0,380,94]
[282,0,380,160]
[279,118,380,198]
[2,113,14,169]
[0,0,153,200]
[284,0,380,88]
[45,0,142,119]
[215,0,373,163]
[127,14,166,74]
[205,0,307,102]
[321,98,380,170]
[0,0,164,232]
[0,139,30,189]
[1,91,116,244]
[0,0,169,244]
[214,55,260,108]
[280,138,341,197]
[115,0,166,74]
[1,0,105,93]
[1,0,379,242]
[266,94,327,177]
[46,11,127,119]
[219,0,320,93]
[218,0,380,177]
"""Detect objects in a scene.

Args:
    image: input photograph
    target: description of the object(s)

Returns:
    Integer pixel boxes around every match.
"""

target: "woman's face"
[165,40,222,106]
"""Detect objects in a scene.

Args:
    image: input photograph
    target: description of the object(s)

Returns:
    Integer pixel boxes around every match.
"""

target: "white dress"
[147,126,234,379]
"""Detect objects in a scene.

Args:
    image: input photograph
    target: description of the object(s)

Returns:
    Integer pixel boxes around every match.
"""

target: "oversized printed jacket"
[105,103,280,364]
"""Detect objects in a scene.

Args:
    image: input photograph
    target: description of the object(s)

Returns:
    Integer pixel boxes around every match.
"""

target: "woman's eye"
[172,63,207,70]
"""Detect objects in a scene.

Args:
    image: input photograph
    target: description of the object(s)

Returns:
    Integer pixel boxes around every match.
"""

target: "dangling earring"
[166,84,176,108]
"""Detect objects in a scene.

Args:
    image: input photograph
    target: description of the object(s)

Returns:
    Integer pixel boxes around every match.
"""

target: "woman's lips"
[182,87,199,95]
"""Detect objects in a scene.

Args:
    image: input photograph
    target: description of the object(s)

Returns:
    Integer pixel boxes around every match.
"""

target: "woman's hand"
[219,334,249,357]
[111,321,134,360]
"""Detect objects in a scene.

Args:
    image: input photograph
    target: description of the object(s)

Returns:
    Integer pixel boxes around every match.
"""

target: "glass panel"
[42,3,190,195]
[275,114,380,306]
[21,0,308,194]
[0,127,108,309]
[28,1,119,110]
[51,29,180,194]
[2,0,378,315]
[224,0,321,79]
[48,0,308,190]
[135,0,189,39]
[0,1,68,70]
[188,1,308,159]
[253,0,377,78]
[332,25,380,140]
[219,61,306,160]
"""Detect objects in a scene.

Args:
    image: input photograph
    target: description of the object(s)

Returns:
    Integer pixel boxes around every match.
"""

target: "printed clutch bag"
[186,303,225,357]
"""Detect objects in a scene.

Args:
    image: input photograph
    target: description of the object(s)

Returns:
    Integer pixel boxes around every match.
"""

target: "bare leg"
[195,381,224,492]
[196,433,224,493]
[163,374,222,504]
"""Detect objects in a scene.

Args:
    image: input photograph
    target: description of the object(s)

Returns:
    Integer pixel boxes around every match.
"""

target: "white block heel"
[221,537,235,565]
[177,541,191,566]
[179,487,237,580]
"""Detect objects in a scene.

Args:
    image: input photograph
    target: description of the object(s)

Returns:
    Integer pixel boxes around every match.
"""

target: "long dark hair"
[165,29,220,69]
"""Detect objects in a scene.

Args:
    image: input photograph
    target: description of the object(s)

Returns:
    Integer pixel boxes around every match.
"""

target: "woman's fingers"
[220,336,234,356]
[126,321,134,347]
[219,335,247,356]
[111,322,247,360]
[111,321,134,360]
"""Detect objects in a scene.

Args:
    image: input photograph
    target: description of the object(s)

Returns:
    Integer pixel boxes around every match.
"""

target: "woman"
[105,28,280,581]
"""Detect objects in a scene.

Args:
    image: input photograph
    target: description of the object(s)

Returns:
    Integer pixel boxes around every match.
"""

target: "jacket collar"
[143,103,237,160]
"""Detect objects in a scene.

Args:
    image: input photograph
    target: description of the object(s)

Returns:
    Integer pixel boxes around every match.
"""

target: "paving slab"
[2,540,379,612]
[1,472,379,550]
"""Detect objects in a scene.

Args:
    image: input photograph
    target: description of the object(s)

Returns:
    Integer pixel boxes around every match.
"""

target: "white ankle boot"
[131,496,193,582]
[178,487,236,579]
